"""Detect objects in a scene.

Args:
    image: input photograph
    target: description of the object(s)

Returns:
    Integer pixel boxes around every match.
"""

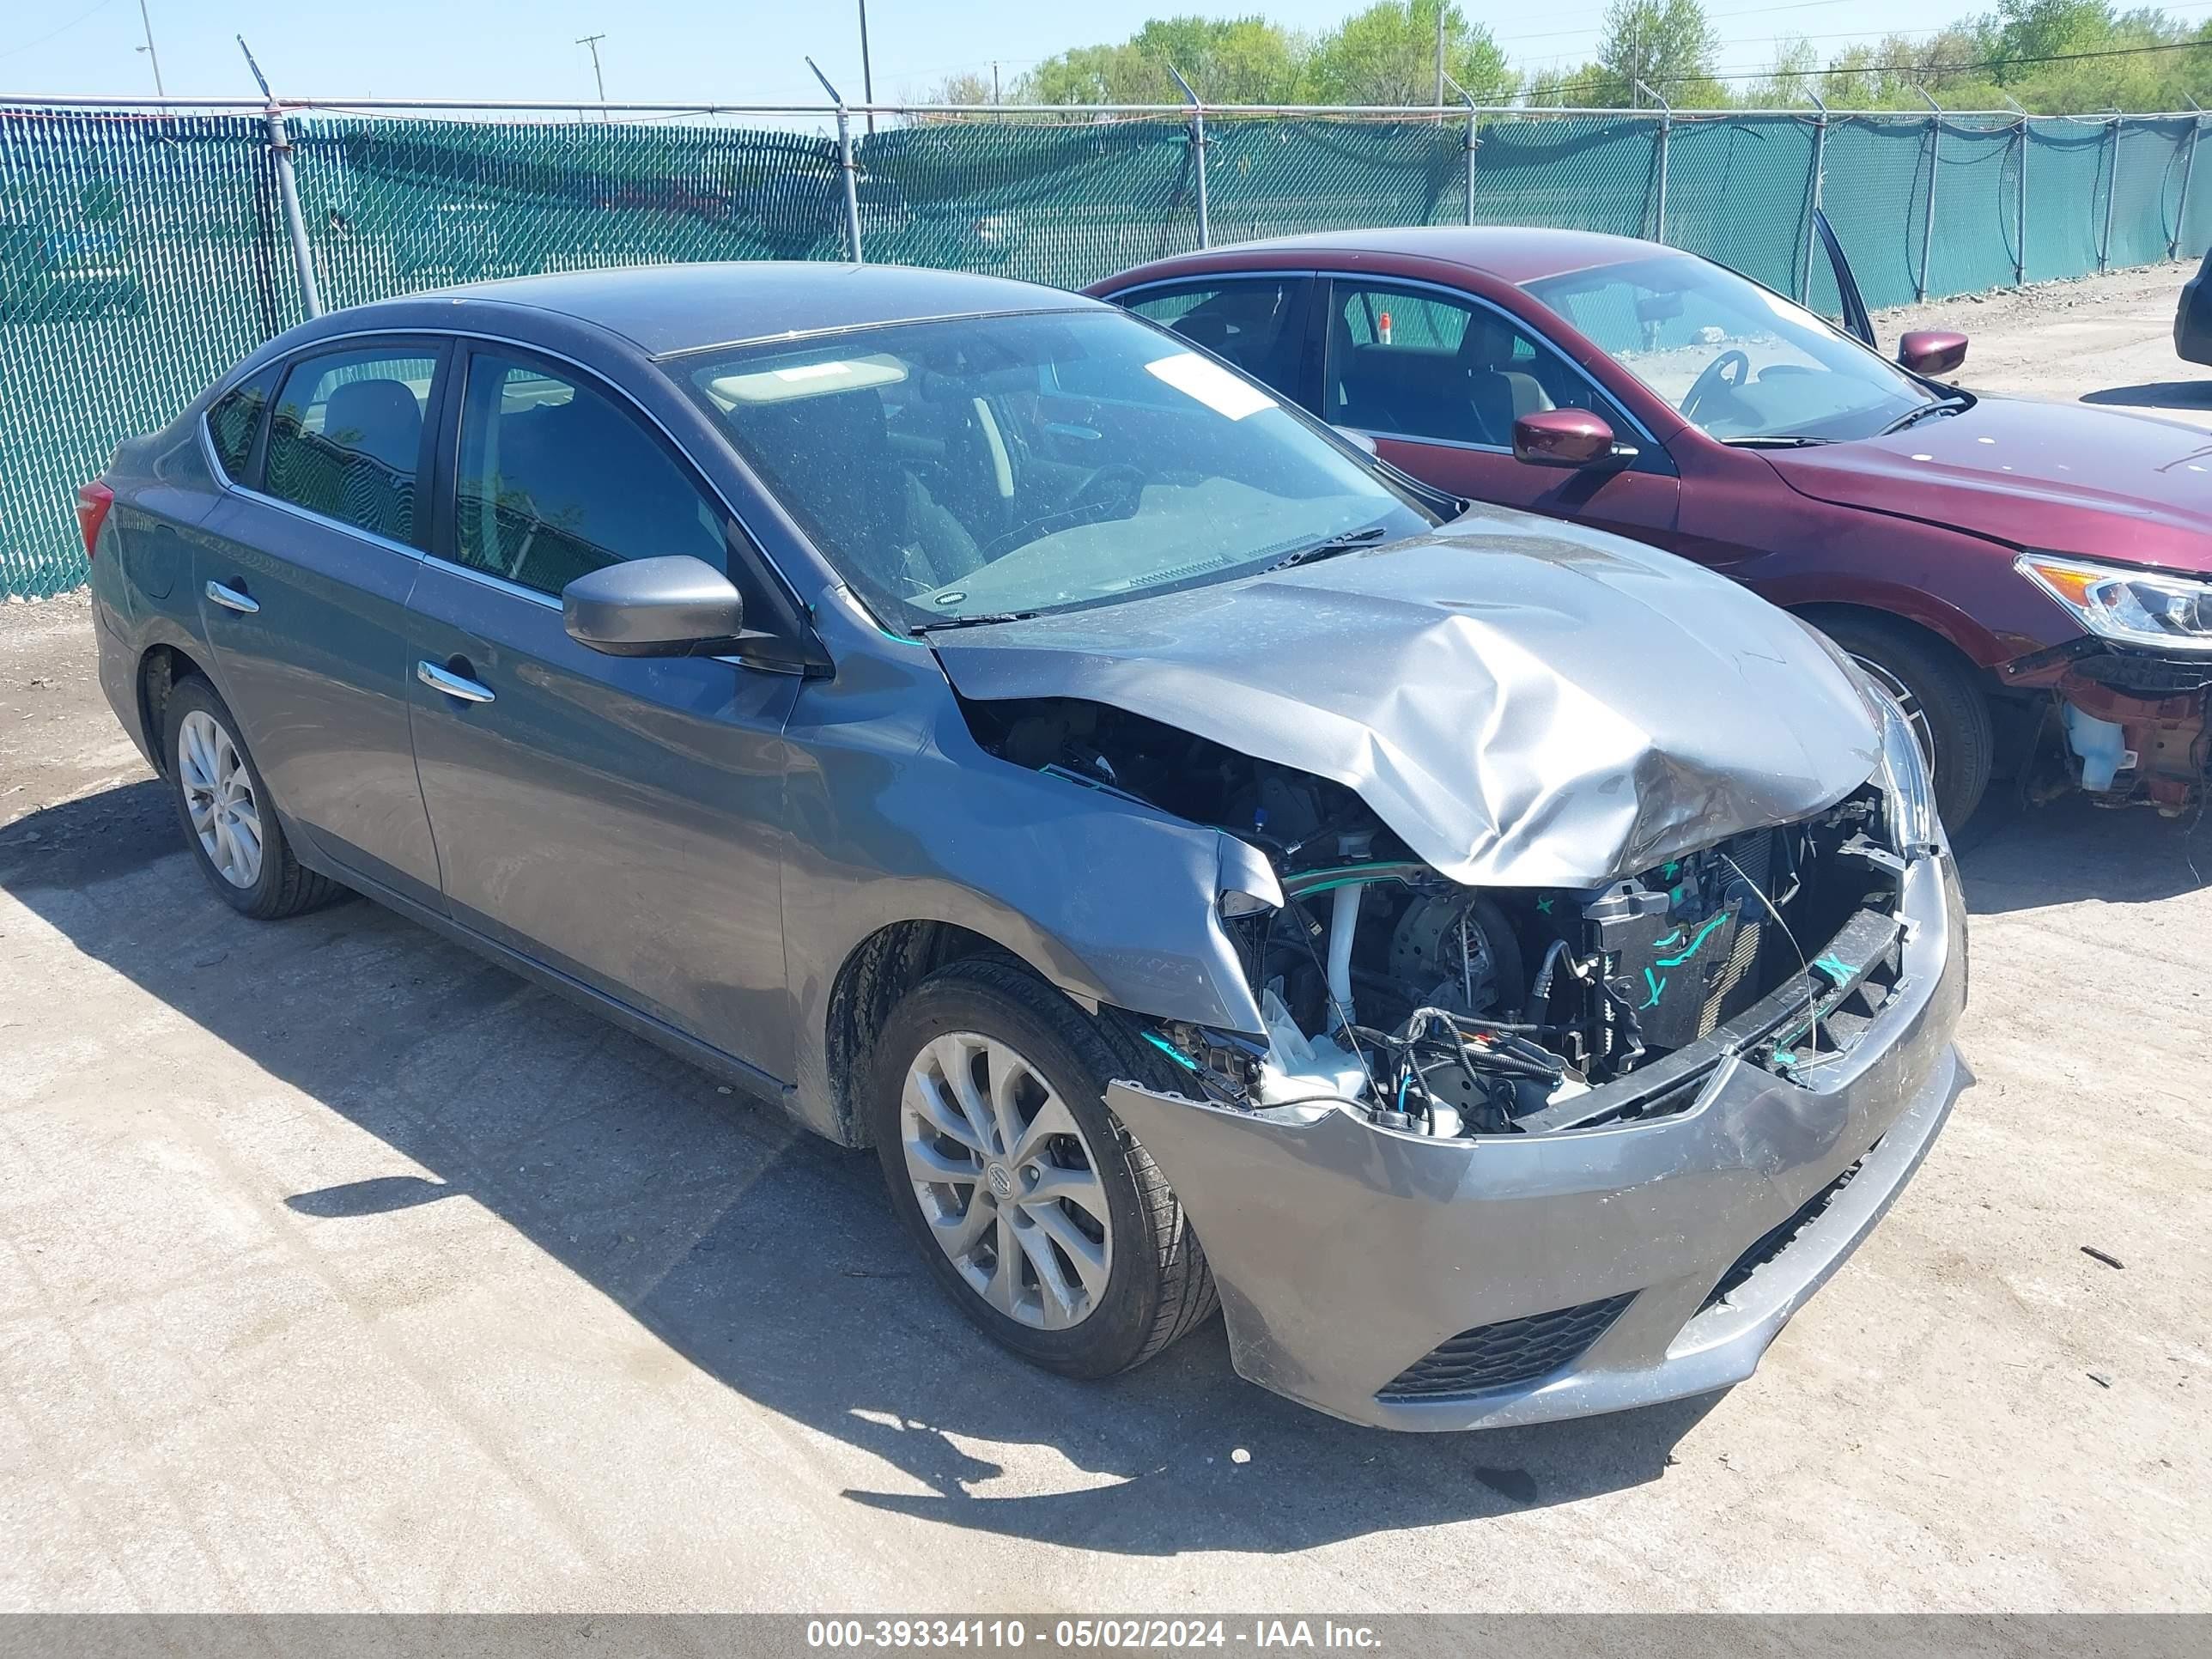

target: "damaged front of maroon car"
[1753,392,2212,818]
[2005,551,2212,815]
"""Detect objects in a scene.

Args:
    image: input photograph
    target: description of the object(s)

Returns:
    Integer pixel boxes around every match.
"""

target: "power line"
[1531,33,2212,95]
[1508,0,2212,47]
[0,0,122,63]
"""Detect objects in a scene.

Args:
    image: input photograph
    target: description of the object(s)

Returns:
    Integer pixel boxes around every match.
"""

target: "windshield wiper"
[908,610,1039,634]
[1723,434,1836,448]
[1880,395,1970,435]
[1268,523,1392,572]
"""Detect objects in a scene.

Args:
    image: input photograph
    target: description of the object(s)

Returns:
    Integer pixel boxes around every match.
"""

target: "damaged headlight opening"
[2018,551,2212,654]
[965,694,1920,1142]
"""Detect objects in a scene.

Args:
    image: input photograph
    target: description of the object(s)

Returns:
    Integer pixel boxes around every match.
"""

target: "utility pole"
[1434,3,1447,108]
[134,0,166,96]
[993,62,1001,107]
[857,0,876,136]
[575,33,607,116]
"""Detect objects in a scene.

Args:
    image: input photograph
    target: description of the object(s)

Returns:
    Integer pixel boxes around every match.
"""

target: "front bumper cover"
[1106,849,1968,1431]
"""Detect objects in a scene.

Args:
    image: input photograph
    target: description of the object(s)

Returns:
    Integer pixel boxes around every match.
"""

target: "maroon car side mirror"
[1898,330,1968,376]
[1512,409,1624,468]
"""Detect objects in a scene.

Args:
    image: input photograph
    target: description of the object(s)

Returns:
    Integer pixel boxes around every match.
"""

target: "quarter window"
[451,353,728,599]
[1324,283,1614,451]
[264,348,437,543]
[206,368,276,484]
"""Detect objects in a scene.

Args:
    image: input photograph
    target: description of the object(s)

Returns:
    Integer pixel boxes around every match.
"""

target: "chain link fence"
[3,98,2208,598]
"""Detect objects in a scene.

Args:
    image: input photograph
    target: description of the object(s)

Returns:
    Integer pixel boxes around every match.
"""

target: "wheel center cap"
[985,1163,1014,1200]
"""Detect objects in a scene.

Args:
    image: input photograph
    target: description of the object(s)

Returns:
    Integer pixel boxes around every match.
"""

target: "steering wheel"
[1064,463,1148,519]
[976,464,1150,562]
[1680,349,1752,425]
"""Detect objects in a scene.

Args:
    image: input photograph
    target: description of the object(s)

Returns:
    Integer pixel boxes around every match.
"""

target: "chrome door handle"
[205,580,259,615]
[416,659,495,704]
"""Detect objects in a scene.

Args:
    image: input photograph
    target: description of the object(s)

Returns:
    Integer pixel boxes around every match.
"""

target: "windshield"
[1524,253,1935,443]
[679,309,1433,629]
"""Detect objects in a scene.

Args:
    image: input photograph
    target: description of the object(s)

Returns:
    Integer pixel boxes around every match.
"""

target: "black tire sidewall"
[870,960,1171,1379]
[1818,619,1993,829]
[163,676,291,918]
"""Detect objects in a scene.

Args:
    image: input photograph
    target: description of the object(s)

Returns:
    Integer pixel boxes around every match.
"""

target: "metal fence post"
[1170,65,1210,249]
[806,58,864,264]
[1638,80,1670,244]
[2002,97,2030,286]
[1912,86,1942,301]
[2173,99,2202,260]
[238,37,322,319]
[1800,88,1828,303]
[1444,72,1480,226]
[2100,112,2121,271]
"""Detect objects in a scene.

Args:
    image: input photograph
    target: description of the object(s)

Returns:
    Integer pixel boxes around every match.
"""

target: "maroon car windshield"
[1524,253,1937,444]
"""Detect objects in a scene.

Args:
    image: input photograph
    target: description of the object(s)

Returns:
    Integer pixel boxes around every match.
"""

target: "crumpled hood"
[931,507,1882,888]
[1765,397,2212,572]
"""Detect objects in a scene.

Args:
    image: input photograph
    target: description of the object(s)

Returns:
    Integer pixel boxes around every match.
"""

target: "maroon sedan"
[1090,227,2212,825]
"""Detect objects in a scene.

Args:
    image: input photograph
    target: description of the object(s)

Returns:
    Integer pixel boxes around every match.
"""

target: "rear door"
[195,337,449,905]
[1315,276,1680,546]
[404,342,803,1082]
[1115,275,1317,405]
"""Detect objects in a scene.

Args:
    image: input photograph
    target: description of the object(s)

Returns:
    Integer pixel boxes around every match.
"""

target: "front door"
[195,338,449,905]
[1316,277,1681,547]
[404,344,800,1081]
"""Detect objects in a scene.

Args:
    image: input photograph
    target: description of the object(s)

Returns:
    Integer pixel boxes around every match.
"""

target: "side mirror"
[1332,424,1379,456]
[562,556,746,658]
[1512,409,1627,469]
[1898,330,1968,377]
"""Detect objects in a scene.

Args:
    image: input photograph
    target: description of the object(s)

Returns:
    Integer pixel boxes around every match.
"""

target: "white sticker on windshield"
[1144,351,1277,421]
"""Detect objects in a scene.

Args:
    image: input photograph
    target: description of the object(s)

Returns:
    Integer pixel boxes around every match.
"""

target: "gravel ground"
[1,266,2208,1615]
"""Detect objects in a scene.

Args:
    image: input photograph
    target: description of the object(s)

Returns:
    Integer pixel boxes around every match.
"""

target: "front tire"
[1815,615,1994,829]
[871,957,1216,1378]
[162,675,343,920]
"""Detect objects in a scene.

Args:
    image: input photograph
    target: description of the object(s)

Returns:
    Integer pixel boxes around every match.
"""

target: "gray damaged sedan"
[81,264,1966,1430]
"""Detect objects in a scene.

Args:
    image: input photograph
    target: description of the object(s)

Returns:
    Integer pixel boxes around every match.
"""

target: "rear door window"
[263,347,440,544]
[1121,277,1310,398]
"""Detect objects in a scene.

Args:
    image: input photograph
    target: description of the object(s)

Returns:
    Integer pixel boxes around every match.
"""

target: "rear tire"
[162,675,343,920]
[871,957,1216,1379]
[1814,614,1993,829]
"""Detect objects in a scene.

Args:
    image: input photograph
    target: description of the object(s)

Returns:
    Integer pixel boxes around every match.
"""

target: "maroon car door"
[1316,276,1680,547]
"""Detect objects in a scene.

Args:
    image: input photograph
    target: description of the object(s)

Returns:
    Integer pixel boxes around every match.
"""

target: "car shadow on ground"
[2078,380,2212,414]
[1951,789,2212,913]
[2,777,1721,1555]
[9,775,2203,1550]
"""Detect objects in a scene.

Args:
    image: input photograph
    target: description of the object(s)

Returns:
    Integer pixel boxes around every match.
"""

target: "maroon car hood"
[1765,398,2212,574]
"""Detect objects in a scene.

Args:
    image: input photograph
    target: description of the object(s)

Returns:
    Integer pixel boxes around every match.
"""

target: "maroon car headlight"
[2018,552,2212,654]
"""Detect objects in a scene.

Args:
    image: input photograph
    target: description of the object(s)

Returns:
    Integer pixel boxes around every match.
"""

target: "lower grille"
[1701,1154,1868,1311]
[1378,1293,1636,1401]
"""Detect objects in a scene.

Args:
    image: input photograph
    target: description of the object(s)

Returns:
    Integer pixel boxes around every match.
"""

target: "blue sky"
[0,0,2114,108]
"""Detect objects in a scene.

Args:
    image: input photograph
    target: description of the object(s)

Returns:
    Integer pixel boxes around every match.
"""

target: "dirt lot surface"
[2,266,2209,1615]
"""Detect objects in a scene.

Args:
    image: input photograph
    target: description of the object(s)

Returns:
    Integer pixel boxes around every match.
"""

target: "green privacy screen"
[3,104,2209,596]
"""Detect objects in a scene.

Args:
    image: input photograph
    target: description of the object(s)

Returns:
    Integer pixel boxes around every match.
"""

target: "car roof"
[1131,226,1668,286]
[347,261,1108,357]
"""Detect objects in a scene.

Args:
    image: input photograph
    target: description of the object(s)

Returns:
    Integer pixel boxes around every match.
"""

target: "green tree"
[1594,0,1723,105]
[1303,2,1517,106]
[1740,35,1820,107]
[1024,15,1306,106]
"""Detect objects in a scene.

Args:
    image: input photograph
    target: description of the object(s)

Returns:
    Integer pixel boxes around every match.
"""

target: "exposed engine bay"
[965,695,1912,1138]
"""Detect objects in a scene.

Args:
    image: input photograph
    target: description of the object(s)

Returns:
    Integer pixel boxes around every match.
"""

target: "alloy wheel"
[899,1030,1114,1331]
[1850,651,1938,784]
[177,708,264,890]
